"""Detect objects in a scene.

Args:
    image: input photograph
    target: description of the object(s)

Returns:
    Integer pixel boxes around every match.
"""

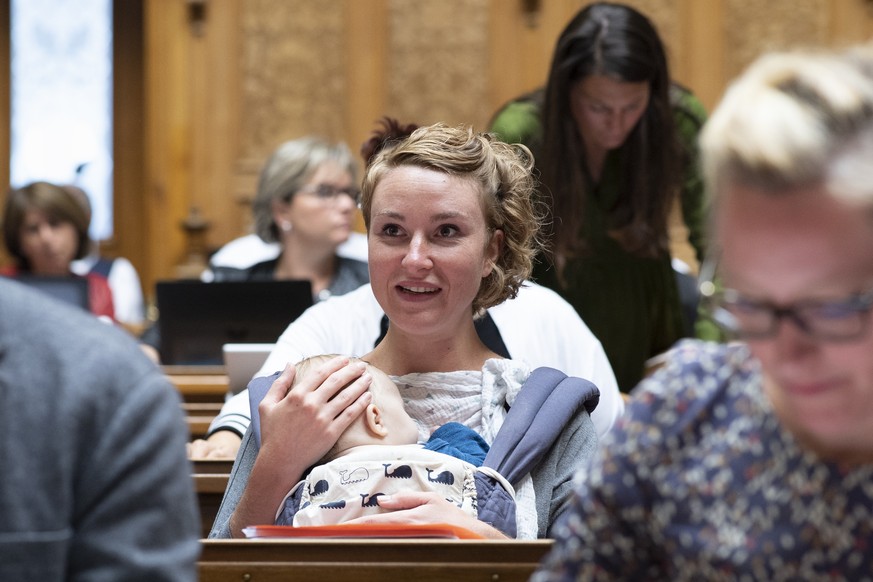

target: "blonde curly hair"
[360,123,544,314]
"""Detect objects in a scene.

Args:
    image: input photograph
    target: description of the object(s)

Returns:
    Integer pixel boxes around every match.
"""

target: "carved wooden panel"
[620,0,681,58]
[386,0,490,129]
[240,0,347,164]
[725,0,829,79]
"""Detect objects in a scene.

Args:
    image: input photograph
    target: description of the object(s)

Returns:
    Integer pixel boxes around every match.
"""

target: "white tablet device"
[223,343,275,394]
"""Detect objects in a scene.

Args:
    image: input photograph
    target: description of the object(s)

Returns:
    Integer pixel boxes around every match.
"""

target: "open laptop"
[156,279,313,366]
[12,275,90,311]
[223,343,274,394]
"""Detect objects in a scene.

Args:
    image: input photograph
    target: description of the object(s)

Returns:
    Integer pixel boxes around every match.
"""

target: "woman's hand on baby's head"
[257,358,372,473]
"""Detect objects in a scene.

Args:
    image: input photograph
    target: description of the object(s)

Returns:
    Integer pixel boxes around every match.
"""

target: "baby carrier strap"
[248,371,281,447]
[483,366,600,486]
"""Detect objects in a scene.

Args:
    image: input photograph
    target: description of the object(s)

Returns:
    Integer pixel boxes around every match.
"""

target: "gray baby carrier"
[248,366,599,538]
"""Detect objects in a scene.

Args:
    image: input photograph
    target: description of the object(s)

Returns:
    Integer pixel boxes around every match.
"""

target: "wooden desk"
[187,415,216,439]
[181,403,224,439]
[183,402,225,415]
[195,473,230,538]
[198,538,553,582]
[165,366,229,403]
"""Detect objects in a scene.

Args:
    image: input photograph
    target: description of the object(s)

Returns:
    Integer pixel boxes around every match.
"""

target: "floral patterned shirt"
[534,340,873,581]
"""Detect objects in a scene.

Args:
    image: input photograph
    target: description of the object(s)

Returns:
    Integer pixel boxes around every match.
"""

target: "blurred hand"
[187,431,242,459]
[345,492,508,540]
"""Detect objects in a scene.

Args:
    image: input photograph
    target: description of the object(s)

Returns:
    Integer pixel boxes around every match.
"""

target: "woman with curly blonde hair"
[212,123,600,540]
[360,123,543,314]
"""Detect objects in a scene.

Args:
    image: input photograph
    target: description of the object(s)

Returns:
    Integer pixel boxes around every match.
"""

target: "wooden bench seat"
[198,538,553,582]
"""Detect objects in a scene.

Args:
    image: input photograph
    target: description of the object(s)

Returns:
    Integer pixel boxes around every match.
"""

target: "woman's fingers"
[323,367,372,419]
[344,493,507,539]
[374,492,439,510]
[258,358,373,468]
[281,357,371,412]
[262,357,366,410]
[260,363,297,407]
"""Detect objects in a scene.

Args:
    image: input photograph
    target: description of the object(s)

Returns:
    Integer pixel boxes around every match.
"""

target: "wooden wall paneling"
[234,0,348,233]
[344,0,387,233]
[142,0,242,297]
[829,0,873,45]
[240,0,348,159]
[487,0,590,125]
[144,0,195,290]
[188,0,241,254]
[487,0,561,116]
[345,0,388,153]
[723,0,829,81]
[385,0,490,129]
[676,0,725,112]
[112,0,147,286]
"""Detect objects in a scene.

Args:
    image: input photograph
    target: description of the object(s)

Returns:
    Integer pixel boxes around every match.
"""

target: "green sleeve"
[672,87,709,265]
[489,100,543,148]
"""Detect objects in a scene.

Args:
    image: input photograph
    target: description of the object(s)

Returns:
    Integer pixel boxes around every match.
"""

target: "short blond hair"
[701,46,873,209]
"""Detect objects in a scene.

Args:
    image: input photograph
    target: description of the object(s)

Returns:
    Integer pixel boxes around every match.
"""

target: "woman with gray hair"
[533,46,873,579]
[211,136,369,301]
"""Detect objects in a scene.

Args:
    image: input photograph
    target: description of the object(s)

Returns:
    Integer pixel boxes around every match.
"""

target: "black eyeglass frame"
[294,183,362,207]
[698,256,873,341]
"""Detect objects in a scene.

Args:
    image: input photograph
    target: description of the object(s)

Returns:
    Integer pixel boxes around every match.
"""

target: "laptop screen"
[12,275,90,311]
[156,279,313,365]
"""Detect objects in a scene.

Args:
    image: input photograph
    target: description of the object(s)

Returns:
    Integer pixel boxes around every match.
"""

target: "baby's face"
[368,366,420,445]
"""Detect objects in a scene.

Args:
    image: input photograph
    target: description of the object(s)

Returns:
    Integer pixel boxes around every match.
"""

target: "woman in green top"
[490,2,708,392]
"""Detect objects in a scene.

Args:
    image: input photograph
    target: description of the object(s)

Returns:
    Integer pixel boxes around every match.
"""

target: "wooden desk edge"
[194,473,230,493]
[199,538,553,562]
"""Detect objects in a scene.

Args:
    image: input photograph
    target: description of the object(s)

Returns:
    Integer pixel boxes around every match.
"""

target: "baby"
[275,355,491,527]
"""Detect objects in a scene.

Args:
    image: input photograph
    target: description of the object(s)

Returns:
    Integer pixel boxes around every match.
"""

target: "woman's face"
[367,166,502,340]
[19,208,79,275]
[275,161,357,248]
[569,74,650,157]
[717,183,873,462]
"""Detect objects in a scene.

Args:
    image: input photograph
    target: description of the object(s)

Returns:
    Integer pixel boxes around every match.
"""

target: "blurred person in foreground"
[533,46,873,579]
[0,277,199,580]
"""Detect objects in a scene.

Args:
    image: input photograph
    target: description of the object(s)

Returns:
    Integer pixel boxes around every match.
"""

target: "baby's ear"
[364,403,389,437]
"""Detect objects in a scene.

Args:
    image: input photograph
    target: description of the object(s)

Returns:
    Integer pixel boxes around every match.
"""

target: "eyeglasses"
[297,184,361,206]
[699,260,873,341]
